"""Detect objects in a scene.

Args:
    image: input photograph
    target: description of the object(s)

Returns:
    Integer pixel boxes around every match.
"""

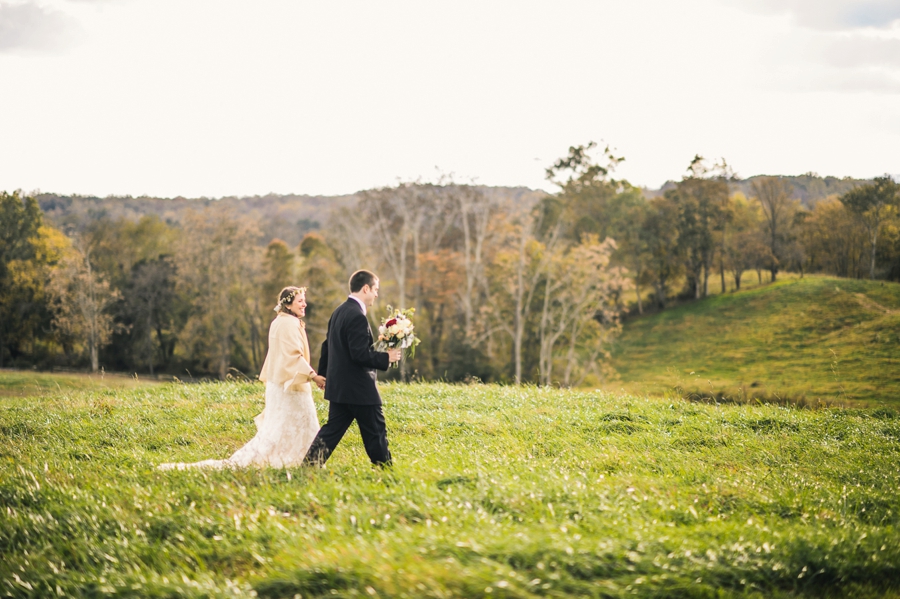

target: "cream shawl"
[258,312,315,392]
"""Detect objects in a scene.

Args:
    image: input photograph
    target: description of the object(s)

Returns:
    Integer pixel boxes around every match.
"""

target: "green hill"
[610,276,900,406]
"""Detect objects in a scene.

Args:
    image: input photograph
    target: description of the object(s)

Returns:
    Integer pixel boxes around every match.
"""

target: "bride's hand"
[312,374,326,390]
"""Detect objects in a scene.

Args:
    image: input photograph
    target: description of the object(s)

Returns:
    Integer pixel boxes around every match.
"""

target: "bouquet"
[374,306,421,368]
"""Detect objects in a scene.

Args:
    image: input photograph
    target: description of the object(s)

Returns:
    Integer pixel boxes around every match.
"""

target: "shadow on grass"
[676,386,862,410]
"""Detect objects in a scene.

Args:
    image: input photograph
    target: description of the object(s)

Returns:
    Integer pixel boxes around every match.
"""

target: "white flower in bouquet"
[374,305,422,368]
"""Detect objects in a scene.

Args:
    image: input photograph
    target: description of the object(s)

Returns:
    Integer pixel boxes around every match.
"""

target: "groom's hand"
[312,374,326,390]
[387,348,401,363]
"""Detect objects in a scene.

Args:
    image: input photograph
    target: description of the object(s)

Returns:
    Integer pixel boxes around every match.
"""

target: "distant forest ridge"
[35,174,875,247]
[36,186,546,247]
[37,191,351,248]
[648,173,875,206]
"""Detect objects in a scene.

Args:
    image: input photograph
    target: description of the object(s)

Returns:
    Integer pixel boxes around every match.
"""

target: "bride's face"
[288,292,307,318]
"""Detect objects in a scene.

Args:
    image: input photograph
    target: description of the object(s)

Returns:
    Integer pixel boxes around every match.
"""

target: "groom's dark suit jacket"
[318,299,390,405]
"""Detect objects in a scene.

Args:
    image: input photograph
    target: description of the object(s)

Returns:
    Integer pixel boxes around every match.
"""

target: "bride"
[159,286,325,470]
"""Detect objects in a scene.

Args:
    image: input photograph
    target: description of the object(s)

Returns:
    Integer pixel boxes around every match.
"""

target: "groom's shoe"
[302,438,331,467]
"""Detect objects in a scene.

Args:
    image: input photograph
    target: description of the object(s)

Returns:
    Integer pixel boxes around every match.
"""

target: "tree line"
[2,145,898,383]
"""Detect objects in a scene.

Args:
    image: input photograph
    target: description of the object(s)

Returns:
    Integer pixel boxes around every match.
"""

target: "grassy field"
[1,374,899,598]
[610,276,900,406]
[0,370,161,398]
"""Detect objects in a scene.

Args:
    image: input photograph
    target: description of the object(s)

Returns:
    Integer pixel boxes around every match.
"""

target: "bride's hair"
[275,286,307,314]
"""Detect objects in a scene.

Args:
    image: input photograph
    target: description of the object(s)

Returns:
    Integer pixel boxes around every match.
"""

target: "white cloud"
[809,69,900,93]
[818,36,900,69]
[0,1,79,53]
[734,0,900,94]
[797,32,900,92]
[727,0,900,30]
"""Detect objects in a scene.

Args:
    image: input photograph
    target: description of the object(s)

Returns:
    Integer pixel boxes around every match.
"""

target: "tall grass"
[2,378,899,597]
[0,370,160,398]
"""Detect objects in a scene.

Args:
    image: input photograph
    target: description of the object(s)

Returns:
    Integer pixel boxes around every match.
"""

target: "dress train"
[158,382,320,470]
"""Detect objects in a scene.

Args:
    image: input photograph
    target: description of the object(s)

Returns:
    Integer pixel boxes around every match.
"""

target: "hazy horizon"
[28,172,896,203]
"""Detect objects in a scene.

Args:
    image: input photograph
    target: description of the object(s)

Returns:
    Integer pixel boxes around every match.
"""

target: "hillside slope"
[610,276,900,405]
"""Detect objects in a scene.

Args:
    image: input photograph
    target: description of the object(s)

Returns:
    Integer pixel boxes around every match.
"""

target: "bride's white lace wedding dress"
[159,313,320,470]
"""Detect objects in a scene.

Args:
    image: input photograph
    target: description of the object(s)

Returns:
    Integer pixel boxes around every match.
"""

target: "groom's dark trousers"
[303,299,392,467]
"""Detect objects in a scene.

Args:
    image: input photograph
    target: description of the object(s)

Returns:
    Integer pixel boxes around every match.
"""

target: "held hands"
[387,348,402,364]
[311,374,326,390]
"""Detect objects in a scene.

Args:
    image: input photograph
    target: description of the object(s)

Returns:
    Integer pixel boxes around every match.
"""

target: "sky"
[0,0,898,198]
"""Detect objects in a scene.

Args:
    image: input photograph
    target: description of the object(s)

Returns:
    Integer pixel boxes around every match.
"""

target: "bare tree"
[751,177,797,282]
[562,238,629,386]
[643,196,683,309]
[296,233,349,357]
[175,209,261,379]
[125,257,178,375]
[484,208,546,384]
[358,184,425,312]
[366,186,411,311]
[841,176,899,279]
[452,184,508,336]
[727,229,770,290]
[326,202,377,277]
[536,227,568,385]
[608,193,648,314]
[512,216,545,383]
[537,236,628,386]
[48,238,120,372]
[482,203,573,385]
[800,198,869,278]
[410,185,454,320]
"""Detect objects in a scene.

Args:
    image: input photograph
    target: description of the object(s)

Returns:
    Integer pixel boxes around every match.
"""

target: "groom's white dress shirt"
[348,295,367,316]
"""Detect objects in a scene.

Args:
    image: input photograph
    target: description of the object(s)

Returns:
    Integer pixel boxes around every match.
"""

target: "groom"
[303,270,401,467]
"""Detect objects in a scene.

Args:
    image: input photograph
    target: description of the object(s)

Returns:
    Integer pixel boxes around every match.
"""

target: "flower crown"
[274,286,307,313]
